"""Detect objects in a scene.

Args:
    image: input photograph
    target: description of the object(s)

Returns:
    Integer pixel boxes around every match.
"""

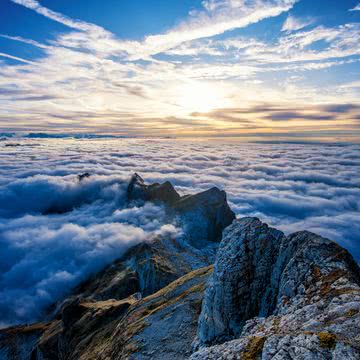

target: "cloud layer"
[0,166,179,327]
[1,138,359,327]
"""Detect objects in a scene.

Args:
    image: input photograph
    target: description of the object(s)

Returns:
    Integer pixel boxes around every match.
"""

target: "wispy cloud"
[0,0,359,138]
[349,3,360,11]
[10,0,297,61]
[0,34,49,49]
[281,14,314,32]
[10,0,103,32]
[0,52,35,64]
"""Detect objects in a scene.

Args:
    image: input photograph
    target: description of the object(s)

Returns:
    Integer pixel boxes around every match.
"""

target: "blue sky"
[0,0,359,140]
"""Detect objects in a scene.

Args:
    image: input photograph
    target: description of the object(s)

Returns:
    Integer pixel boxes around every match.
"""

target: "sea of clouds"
[1,137,360,327]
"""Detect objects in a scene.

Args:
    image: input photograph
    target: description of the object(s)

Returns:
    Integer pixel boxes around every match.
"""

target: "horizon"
[0,0,359,141]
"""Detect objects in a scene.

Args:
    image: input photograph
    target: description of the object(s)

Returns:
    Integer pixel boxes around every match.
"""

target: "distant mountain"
[23,133,125,139]
[0,175,359,360]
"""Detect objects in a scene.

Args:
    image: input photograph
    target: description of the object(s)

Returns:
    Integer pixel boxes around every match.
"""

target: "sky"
[0,0,359,140]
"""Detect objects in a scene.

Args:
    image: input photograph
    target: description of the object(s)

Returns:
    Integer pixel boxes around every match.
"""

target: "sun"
[176,81,226,114]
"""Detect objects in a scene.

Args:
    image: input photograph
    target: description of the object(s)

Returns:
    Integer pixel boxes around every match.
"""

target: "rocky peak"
[193,217,360,358]
[127,173,180,205]
[127,174,235,247]
[173,187,235,247]
[197,217,287,344]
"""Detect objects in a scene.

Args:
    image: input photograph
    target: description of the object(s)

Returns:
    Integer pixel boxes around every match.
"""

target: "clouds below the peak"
[0,167,179,327]
[1,138,360,326]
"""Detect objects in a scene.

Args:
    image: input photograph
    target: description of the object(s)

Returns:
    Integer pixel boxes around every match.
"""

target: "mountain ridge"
[0,175,359,360]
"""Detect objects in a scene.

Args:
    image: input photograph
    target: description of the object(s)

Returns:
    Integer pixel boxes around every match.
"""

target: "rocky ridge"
[0,175,359,360]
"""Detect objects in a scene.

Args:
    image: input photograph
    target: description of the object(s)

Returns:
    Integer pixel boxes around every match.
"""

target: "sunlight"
[176,81,226,113]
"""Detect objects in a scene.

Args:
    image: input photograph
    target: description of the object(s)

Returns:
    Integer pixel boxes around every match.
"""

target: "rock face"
[193,217,360,359]
[173,187,235,247]
[104,266,213,360]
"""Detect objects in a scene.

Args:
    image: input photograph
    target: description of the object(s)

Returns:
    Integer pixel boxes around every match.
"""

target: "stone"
[192,217,360,359]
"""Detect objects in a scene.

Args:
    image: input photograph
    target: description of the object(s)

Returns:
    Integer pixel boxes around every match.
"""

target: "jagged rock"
[0,323,50,360]
[77,172,90,181]
[127,173,180,205]
[192,217,360,359]
[3,267,212,360]
[127,174,235,247]
[174,187,235,246]
[196,217,286,344]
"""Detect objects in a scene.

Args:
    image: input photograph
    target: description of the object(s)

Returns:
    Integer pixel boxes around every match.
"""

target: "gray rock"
[174,187,235,247]
[193,217,360,359]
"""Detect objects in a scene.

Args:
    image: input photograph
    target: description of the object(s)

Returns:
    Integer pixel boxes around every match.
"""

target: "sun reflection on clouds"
[174,81,230,114]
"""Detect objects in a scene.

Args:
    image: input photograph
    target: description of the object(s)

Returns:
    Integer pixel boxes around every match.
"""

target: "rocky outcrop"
[192,217,360,359]
[72,236,213,302]
[127,173,235,247]
[2,267,212,360]
[127,173,180,205]
[173,187,235,247]
[105,266,213,360]
[51,174,233,305]
[0,323,50,360]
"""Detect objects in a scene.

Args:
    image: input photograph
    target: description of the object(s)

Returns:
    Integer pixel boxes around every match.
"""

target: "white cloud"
[10,0,103,32]
[127,0,297,60]
[0,52,35,64]
[11,0,297,60]
[223,24,360,63]
[0,138,360,327]
[281,14,314,32]
[1,0,359,135]
[349,3,360,11]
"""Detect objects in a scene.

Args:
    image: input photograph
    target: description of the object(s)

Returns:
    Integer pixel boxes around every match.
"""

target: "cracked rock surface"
[192,217,360,359]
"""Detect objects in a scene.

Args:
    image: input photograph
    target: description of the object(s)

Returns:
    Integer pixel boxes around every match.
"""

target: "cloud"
[281,14,314,32]
[10,0,296,60]
[1,0,359,136]
[1,138,360,327]
[0,34,50,49]
[126,0,297,60]
[222,24,360,64]
[350,3,360,11]
[0,172,180,326]
[10,0,103,32]
[0,52,35,64]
